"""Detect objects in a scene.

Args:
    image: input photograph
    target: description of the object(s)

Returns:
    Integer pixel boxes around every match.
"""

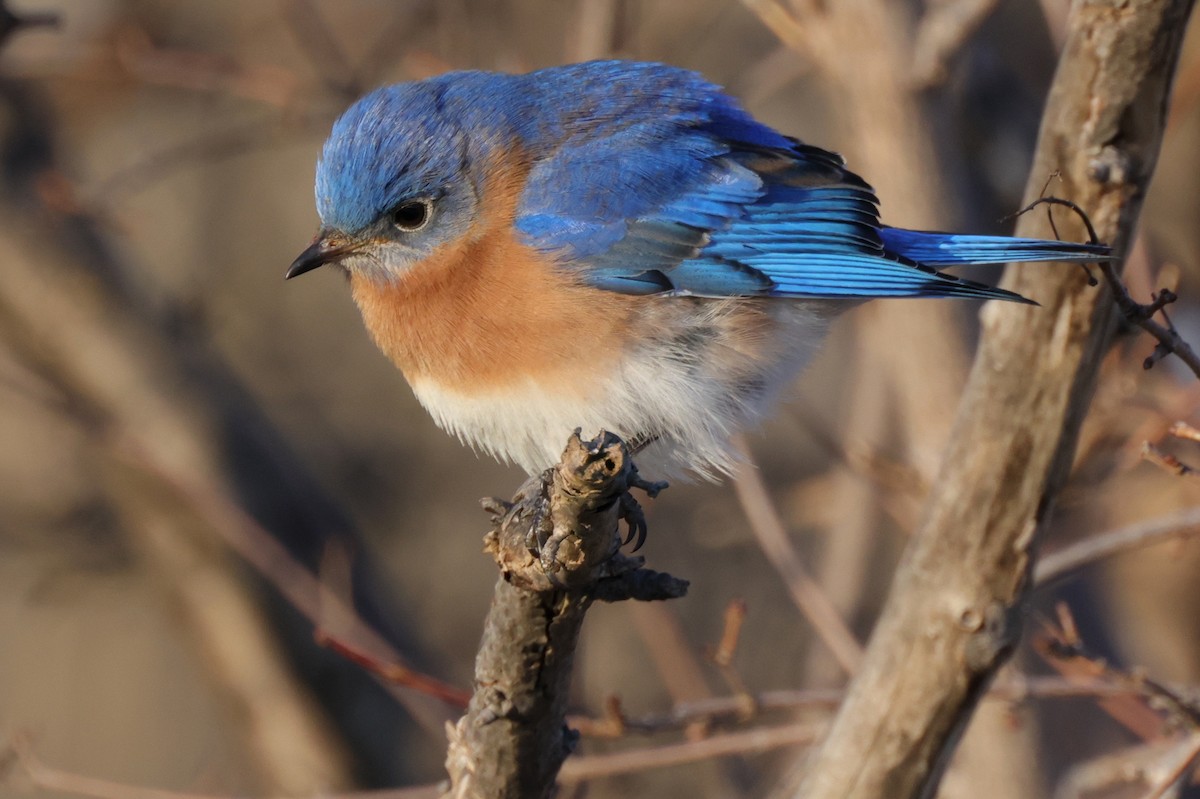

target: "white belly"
[409,299,834,478]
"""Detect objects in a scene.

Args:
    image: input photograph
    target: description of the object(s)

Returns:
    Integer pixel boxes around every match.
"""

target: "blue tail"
[880,227,1111,266]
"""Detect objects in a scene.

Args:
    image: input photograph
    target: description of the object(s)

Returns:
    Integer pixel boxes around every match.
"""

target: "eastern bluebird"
[287,60,1109,478]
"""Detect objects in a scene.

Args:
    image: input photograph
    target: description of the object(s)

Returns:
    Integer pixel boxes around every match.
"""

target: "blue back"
[316,60,1108,302]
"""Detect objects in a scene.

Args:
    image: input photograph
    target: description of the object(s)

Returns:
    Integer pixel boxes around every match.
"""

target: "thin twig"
[569,688,841,737]
[1138,420,1200,476]
[1141,734,1200,799]
[731,437,864,675]
[1169,420,1200,442]
[739,0,812,57]
[1035,507,1200,586]
[626,602,722,742]
[1142,441,1200,477]
[282,0,361,98]
[558,721,825,784]
[1035,604,1200,741]
[911,0,1002,86]
[113,27,301,108]
[2,670,1156,799]
[712,599,748,667]
[313,632,471,707]
[568,675,1142,738]
[108,433,467,711]
[705,599,755,711]
[1054,740,1185,799]
[1098,260,1200,378]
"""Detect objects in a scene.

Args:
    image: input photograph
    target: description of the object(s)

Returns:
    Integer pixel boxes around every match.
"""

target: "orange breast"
[348,160,640,392]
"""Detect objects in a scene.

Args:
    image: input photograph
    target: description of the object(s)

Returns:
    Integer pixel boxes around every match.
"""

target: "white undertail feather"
[409,299,835,478]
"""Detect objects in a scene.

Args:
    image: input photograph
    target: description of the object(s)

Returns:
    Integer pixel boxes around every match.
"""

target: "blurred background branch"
[2,2,1200,798]
[793,2,1195,797]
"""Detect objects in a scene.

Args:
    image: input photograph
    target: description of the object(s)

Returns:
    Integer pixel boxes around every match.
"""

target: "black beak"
[286,235,359,279]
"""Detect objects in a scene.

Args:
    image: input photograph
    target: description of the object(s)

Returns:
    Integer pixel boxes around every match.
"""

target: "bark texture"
[443,432,687,799]
[789,1,1196,797]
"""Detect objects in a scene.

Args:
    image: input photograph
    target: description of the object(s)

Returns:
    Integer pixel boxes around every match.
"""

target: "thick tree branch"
[790,2,1196,797]
[442,433,686,799]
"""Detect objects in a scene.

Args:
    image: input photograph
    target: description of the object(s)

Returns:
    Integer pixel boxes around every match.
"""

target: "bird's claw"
[517,439,668,576]
[539,532,567,576]
[533,492,649,577]
[527,512,571,588]
[620,491,649,552]
[621,465,666,552]
[525,524,546,559]
[524,510,554,562]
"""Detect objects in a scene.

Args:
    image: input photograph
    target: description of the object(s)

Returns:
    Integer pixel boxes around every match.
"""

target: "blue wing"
[513,64,1109,303]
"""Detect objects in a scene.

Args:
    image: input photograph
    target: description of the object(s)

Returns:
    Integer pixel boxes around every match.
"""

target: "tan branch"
[559,720,824,784]
[911,0,1001,87]
[569,675,1143,739]
[731,439,865,675]
[442,432,687,799]
[1142,734,1200,799]
[1032,604,1197,741]
[1035,507,1200,587]
[791,1,1196,797]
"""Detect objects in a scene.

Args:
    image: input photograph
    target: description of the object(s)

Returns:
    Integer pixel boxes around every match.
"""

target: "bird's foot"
[620,463,668,552]
[488,431,669,586]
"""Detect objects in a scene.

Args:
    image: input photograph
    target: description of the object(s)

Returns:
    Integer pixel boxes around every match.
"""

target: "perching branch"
[788,2,1196,798]
[442,432,687,799]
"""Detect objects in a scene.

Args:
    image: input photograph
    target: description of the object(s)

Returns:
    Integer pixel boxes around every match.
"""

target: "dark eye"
[391,199,433,232]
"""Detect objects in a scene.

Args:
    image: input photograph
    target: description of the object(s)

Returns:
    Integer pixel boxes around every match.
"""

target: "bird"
[287,59,1110,479]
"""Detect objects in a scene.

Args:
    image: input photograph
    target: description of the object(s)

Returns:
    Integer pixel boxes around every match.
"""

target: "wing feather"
[514,76,1102,304]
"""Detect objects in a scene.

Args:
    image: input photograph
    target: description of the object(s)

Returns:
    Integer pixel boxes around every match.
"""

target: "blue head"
[286,60,777,282]
[287,70,531,282]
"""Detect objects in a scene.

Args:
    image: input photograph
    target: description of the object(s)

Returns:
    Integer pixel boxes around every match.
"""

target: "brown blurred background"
[2,1,1200,797]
